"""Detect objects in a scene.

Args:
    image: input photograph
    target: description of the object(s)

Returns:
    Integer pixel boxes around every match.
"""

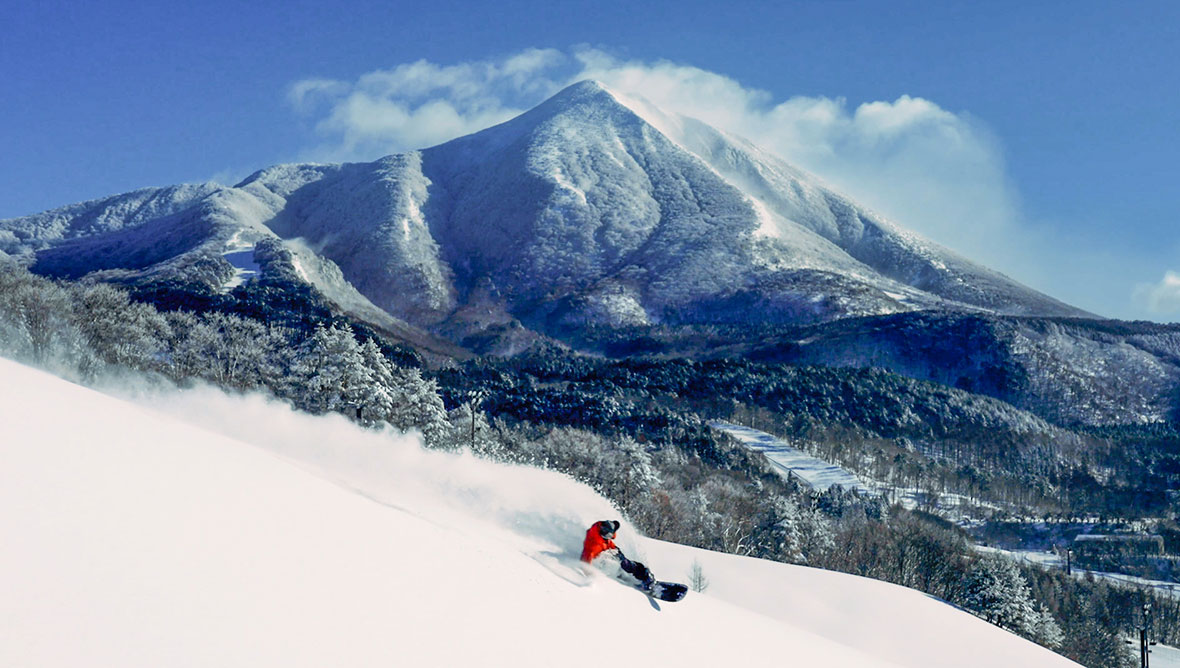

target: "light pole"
[1140,601,1153,668]
[465,389,487,450]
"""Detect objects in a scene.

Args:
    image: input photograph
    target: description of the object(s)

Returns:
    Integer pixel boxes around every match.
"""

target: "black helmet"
[598,520,620,538]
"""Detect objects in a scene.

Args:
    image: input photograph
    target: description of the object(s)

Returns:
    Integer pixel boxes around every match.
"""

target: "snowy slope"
[0,357,1080,668]
[711,420,871,493]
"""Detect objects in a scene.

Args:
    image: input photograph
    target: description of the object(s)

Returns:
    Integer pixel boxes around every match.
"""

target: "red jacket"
[581,525,617,563]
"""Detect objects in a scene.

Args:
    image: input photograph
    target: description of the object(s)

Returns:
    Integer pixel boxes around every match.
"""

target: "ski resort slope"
[710,420,872,494]
[0,358,1080,667]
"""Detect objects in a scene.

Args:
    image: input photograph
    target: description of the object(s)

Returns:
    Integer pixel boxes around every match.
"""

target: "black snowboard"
[643,580,688,602]
[613,552,688,602]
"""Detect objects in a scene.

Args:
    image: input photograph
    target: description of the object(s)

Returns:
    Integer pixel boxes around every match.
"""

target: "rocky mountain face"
[5,80,1179,426]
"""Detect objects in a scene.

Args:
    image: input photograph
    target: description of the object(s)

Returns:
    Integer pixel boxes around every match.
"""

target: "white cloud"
[290,49,568,160]
[287,78,350,113]
[1134,271,1180,315]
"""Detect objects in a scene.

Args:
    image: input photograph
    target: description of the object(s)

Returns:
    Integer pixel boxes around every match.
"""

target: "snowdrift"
[0,357,1080,667]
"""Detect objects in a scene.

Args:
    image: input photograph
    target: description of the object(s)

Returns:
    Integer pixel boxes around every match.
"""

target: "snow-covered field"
[715,421,1005,520]
[712,420,871,493]
[0,358,1081,667]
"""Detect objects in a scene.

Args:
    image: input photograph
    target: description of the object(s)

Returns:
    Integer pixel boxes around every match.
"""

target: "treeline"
[0,263,448,441]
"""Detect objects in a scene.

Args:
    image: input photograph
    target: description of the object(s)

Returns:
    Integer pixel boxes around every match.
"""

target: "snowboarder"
[581,520,688,602]
[581,520,656,590]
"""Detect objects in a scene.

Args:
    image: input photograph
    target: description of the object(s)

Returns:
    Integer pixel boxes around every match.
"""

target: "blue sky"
[2,0,1178,321]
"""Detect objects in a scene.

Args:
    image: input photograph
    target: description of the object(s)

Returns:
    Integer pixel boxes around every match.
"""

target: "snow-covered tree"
[386,365,449,445]
[162,311,213,382]
[164,311,290,392]
[958,555,1041,637]
[290,324,372,416]
[441,402,496,453]
[0,266,79,369]
[1032,602,1064,650]
[70,283,168,378]
[356,339,397,425]
[200,312,272,390]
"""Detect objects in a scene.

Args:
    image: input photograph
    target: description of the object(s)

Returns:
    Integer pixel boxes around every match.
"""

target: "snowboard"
[607,552,687,602]
[636,580,688,602]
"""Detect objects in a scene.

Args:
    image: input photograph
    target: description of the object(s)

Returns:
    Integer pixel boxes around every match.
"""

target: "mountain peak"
[556,78,613,96]
[545,79,692,148]
[525,78,640,122]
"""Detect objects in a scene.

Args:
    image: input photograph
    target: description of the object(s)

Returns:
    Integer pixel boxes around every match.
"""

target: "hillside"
[0,357,1080,667]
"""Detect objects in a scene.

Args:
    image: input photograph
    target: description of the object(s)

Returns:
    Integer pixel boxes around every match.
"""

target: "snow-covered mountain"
[0,80,1086,346]
[0,356,1082,667]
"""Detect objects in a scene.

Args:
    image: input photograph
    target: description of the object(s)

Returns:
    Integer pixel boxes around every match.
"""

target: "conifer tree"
[290,324,372,415]
[387,365,449,445]
[958,555,1040,637]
